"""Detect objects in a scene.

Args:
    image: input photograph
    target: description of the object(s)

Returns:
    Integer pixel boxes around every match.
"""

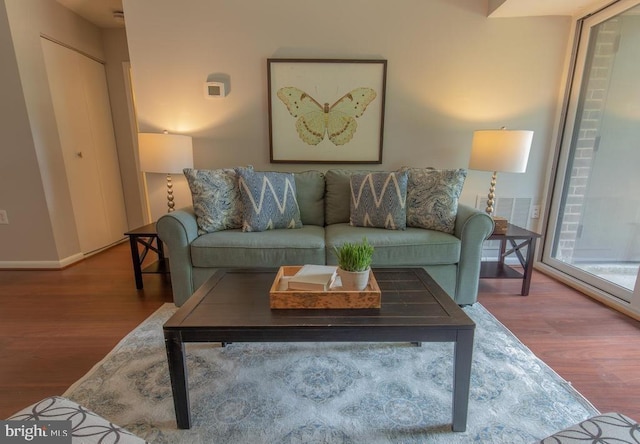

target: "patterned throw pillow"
[237,170,302,232]
[184,167,251,235]
[349,171,408,230]
[406,168,467,234]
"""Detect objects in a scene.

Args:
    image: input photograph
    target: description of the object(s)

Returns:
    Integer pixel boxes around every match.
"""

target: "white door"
[41,38,128,254]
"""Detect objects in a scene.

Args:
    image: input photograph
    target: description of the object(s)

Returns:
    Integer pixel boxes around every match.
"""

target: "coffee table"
[163,267,475,432]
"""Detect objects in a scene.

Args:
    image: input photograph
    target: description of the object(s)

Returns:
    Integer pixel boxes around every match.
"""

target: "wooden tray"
[269,266,381,309]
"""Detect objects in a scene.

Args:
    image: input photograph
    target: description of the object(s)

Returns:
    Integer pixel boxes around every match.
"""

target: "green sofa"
[157,169,494,306]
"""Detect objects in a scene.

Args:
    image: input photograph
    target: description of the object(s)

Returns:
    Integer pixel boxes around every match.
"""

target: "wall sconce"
[469,127,533,224]
[138,132,194,212]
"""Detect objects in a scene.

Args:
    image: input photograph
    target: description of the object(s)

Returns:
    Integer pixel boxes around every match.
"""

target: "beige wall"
[124,0,572,223]
[0,0,137,266]
[0,0,576,261]
[0,1,58,263]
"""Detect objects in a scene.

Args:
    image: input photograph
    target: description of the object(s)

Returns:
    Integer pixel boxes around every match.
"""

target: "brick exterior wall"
[556,18,621,262]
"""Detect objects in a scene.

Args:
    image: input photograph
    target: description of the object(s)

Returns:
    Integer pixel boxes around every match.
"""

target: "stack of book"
[287,264,338,291]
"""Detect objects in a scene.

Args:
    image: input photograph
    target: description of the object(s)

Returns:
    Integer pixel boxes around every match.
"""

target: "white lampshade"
[138,133,193,174]
[469,129,533,173]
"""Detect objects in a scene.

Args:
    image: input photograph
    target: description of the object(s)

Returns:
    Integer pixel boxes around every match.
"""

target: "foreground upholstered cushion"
[539,412,639,443]
[237,170,302,232]
[406,167,467,234]
[183,167,250,234]
[349,170,408,230]
[7,396,145,443]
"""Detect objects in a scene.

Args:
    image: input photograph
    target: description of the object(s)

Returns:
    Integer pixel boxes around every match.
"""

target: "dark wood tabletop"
[164,268,475,337]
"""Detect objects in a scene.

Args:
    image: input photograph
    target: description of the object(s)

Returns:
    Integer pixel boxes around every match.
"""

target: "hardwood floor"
[1,242,638,422]
[479,271,640,420]
[0,242,172,418]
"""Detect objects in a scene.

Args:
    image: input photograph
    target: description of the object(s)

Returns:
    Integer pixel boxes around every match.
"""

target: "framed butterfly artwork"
[268,59,387,164]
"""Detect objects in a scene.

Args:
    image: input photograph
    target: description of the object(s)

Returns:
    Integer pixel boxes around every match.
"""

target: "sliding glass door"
[543,0,640,307]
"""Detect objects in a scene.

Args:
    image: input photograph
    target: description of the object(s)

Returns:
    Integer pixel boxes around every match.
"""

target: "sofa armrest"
[156,207,199,306]
[453,204,494,305]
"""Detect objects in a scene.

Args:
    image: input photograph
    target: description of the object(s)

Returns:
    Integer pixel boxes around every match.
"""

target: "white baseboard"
[0,252,84,270]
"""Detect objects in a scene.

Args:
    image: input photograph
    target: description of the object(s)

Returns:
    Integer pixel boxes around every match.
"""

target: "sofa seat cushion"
[325,223,460,266]
[191,225,326,268]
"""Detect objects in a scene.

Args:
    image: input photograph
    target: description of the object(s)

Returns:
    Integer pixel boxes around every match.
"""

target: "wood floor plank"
[1,242,639,425]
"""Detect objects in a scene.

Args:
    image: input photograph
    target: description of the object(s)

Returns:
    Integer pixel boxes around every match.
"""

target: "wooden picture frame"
[268,59,387,164]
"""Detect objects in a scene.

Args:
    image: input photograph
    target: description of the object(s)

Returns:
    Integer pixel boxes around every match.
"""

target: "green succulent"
[333,238,374,272]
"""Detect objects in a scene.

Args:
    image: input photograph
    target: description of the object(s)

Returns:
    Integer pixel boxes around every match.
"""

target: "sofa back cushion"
[294,170,325,226]
[325,169,371,225]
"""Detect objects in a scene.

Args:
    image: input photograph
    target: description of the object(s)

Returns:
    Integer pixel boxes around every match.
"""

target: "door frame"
[537,0,640,320]
[122,61,152,225]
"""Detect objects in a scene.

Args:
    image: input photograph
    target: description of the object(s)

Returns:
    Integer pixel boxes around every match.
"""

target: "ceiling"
[54,0,608,29]
[55,0,124,28]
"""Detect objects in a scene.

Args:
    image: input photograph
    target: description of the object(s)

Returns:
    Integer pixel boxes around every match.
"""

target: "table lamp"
[138,132,194,212]
[469,128,533,230]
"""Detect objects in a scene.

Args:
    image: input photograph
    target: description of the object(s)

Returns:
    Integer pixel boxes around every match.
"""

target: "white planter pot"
[337,267,370,291]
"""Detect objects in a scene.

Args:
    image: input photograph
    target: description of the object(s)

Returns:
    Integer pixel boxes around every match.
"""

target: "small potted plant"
[333,238,375,291]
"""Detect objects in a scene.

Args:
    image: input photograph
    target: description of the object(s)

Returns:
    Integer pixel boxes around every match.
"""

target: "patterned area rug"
[63,303,598,443]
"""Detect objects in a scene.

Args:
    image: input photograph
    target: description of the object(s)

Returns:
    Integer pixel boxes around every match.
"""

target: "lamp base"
[485,171,497,214]
[483,171,508,234]
[166,173,175,213]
